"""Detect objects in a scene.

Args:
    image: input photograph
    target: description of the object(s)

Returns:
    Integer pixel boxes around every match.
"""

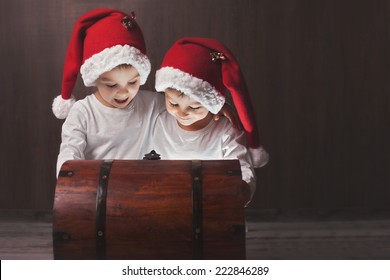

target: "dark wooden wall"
[1,0,389,211]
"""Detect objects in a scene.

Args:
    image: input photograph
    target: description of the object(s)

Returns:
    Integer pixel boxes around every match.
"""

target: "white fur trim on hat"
[52,95,76,119]
[80,45,151,86]
[249,146,269,168]
[155,67,225,114]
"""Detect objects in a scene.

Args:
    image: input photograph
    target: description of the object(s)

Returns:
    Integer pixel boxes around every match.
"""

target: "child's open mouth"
[114,97,129,104]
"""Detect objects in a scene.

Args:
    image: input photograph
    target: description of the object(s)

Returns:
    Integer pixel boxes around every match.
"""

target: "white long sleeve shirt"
[56,90,165,175]
[152,110,256,198]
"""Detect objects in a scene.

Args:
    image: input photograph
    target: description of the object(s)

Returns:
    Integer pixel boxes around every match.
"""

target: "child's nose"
[176,108,188,117]
[117,87,128,94]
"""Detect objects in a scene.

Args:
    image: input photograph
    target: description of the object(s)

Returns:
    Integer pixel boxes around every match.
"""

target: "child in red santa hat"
[153,37,269,204]
[53,9,237,177]
[52,8,166,176]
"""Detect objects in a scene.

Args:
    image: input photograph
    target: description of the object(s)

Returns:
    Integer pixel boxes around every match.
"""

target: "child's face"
[95,66,140,108]
[165,88,212,131]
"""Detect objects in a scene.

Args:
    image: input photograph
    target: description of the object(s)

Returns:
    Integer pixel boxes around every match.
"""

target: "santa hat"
[155,37,268,168]
[52,8,151,119]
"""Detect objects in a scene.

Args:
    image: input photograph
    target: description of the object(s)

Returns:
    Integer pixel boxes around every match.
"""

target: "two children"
[53,9,268,204]
[153,38,268,203]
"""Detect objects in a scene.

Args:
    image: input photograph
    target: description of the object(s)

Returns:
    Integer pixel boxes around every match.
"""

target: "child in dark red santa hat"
[52,9,237,177]
[153,37,269,204]
[52,8,166,176]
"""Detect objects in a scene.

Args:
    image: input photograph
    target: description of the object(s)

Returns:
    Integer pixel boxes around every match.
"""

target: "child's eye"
[169,102,178,107]
[106,84,117,88]
[189,106,201,110]
[128,80,138,85]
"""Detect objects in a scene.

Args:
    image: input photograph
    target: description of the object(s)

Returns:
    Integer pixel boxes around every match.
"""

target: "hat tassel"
[249,146,269,168]
[52,95,76,119]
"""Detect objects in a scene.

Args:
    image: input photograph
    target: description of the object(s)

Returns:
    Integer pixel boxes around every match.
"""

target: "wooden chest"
[53,159,246,259]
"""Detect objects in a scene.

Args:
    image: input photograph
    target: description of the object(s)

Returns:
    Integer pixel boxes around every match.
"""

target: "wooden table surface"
[1,209,390,260]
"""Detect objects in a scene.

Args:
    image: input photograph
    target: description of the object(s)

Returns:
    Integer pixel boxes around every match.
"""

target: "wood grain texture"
[2,210,390,260]
[53,160,245,260]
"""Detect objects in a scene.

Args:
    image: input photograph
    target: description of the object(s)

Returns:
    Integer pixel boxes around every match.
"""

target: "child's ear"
[214,103,242,130]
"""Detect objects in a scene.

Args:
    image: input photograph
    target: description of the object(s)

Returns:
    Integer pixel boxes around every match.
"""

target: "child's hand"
[213,103,242,130]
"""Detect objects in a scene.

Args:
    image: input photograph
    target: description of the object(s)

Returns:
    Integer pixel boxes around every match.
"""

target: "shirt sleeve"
[56,104,87,177]
[222,124,257,202]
